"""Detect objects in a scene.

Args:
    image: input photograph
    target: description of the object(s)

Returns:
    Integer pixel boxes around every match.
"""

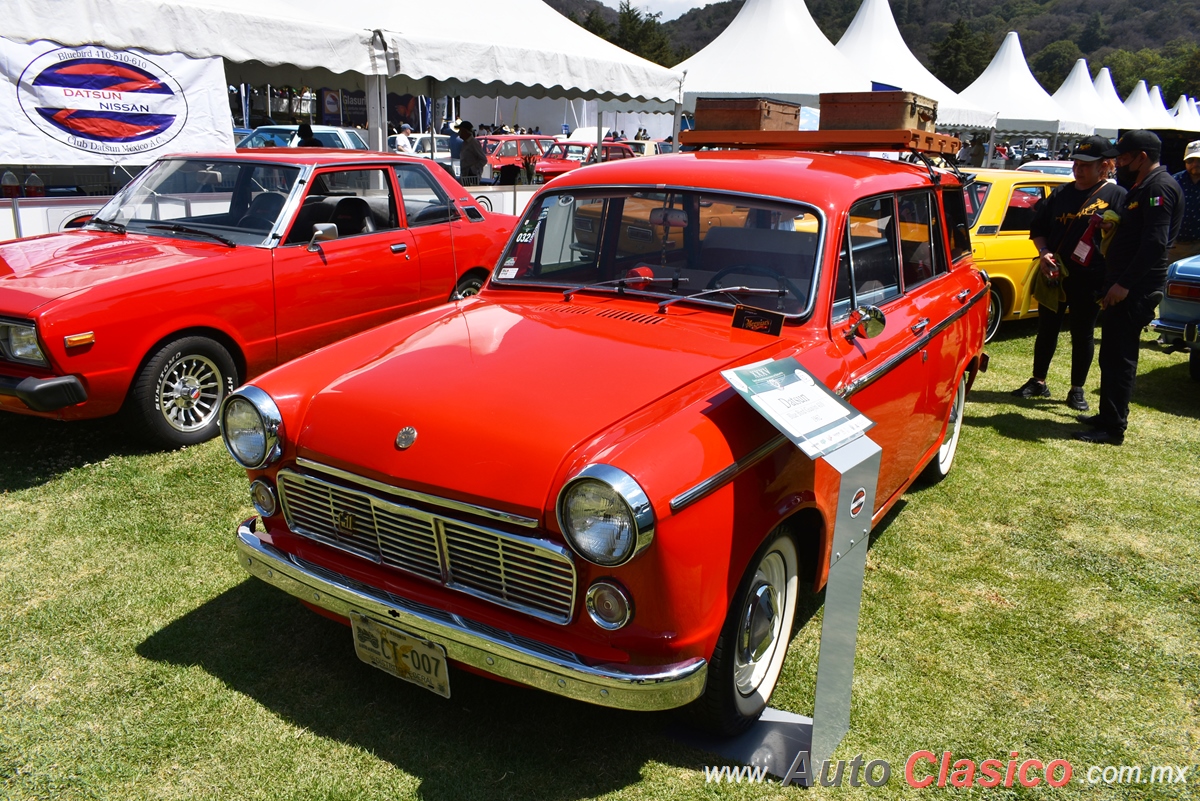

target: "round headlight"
[220,387,283,469]
[557,465,654,567]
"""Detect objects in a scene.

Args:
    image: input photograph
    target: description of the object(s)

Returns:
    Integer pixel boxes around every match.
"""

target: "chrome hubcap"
[734,553,786,696]
[159,355,221,432]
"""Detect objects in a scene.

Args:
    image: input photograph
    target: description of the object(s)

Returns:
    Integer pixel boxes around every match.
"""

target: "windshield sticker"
[499,267,518,279]
[557,195,575,206]
[732,305,785,336]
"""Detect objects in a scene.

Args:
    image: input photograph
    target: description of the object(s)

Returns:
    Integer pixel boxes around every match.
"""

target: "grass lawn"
[2,321,1198,800]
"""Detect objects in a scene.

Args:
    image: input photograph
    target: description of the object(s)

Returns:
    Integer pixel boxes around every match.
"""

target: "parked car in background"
[224,131,988,735]
[534,141,636,183]
[1150,254,1200,380]
[625,139,673,157]
[0,150,514,446]
[478,135,554,180]
[237,125,369,150]
[1016,160,1075,177]
[963,168,1072,340]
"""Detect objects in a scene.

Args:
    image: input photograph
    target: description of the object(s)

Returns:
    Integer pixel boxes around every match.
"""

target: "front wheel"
[984,287,1003,343]
[922,371,967,483]
[128,336,237,448]
[689,531,799,735]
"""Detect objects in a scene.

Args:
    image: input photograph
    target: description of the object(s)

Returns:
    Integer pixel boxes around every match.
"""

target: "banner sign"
[723,357,874,459]
[0,38,233,165]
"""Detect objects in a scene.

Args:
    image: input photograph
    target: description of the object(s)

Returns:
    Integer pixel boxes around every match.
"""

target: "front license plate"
[350,612,451,698]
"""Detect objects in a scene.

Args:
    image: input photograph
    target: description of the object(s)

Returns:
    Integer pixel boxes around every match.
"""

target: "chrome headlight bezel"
[1,321,48,366]
[556,464,654,567]
[219,386,283,470]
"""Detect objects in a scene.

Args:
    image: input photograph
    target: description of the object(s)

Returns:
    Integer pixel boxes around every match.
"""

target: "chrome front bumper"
[236,520,707,711]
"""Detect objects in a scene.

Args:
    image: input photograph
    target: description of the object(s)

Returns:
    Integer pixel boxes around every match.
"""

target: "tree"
[931,19,992,93]
[1031,40,1083,92]
[1101,48,1168,97]
[582,8,612,40]
[1078,12,1109,54]
[612,1,677,67]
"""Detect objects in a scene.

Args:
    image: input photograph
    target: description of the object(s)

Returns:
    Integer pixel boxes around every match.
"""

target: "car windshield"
[547,144,589,161]
[412,136,447,154]
[92,158,301,245]
[238,128,294,148]
[493,189,822,317]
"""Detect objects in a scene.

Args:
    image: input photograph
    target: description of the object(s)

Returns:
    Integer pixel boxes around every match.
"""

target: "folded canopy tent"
[0,0,685,151]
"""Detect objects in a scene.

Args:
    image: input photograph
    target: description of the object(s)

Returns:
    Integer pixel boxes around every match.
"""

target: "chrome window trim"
[671,280,988,514]
[491,183,827,322]
[296,458,538,528]
[557,463,655,566]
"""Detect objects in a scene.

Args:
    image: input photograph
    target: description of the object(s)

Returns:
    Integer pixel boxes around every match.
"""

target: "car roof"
[968,167,1072,183]
[170,150,434,166]
[252,124,348,133]
[547,150,948,206]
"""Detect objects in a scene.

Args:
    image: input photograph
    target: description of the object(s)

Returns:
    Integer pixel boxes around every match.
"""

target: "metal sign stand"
[671,434,881,786]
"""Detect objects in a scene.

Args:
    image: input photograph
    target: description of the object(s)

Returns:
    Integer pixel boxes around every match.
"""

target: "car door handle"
[390,243,408,254]
[955,289,970,303]
[910,318,929,335]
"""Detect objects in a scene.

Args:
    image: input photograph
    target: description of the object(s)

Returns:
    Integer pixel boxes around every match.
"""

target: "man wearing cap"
[1170,140,1200,261]
[1077,130,1184,445]
[1011,136,1126,411]
[393,122,414,154]
[457,120,488,183]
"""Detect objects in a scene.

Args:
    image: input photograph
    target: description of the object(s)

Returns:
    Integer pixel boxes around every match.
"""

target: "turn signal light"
[1166,282,1200,300]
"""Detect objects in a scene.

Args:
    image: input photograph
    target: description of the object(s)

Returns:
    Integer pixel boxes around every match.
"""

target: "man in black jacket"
[1076,130,1184,445]
[1011,136,1126,411]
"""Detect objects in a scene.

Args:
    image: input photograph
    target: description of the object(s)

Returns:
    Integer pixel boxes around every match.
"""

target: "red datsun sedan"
[533,141,636,183]
[0,150,514,446]
[225,132,988,734]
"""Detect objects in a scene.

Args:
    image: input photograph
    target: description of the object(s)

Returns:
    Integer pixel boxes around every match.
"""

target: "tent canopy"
[957,31,1090,136]
[0,0,683,106]
[675,0,870,110]
[1169,96,1200,132]
[1091,67,1140,133]
[1125,80,1183,130]
[835,0,995,128]
[1053,58,1125,137]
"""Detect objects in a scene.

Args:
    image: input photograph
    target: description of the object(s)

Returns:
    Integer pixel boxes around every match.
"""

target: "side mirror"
[845,305,886,341]
[307,223,337,252]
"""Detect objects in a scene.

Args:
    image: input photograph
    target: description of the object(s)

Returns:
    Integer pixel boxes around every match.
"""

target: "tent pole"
[987,130,997,168]
[672,101,682,147]
[366,74,386,152]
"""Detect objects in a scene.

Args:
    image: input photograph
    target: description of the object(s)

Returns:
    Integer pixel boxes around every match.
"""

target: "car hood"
[0,231,222,316]
[295,299,781,520]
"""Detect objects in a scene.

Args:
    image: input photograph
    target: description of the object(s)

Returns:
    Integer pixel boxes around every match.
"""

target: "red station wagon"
[0,150,514,446]
[225,132,988,734]
[534,141,636,183]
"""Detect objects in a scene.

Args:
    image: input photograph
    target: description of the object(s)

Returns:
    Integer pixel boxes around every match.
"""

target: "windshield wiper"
[657,285,787,313]
[86,217,126,234]
[562,276,688,300]
[147,223,236,248]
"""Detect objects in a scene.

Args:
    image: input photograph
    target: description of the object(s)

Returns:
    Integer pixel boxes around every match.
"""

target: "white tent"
[834,0,995,128]
[1053,59,1124,137]
[1124,80,1180,130]
[1,0,686,150]
[1169,95,1200,133]
[1091,68,1139,133]
[957,31,1090,136]
[675,0,870,110]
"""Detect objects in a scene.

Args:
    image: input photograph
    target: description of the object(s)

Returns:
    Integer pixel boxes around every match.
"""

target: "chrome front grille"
[276,468,576,624]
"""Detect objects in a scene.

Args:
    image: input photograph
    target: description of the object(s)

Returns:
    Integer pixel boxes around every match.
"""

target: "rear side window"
[846,196,901,307]
[897,191,943,289]
[943,187,972,263]
[1001,186,1046,232]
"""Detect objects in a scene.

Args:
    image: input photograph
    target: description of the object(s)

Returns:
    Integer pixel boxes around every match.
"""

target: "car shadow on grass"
[137,579,774,800]
[1134,359,1198,419]
[0,413,156,491]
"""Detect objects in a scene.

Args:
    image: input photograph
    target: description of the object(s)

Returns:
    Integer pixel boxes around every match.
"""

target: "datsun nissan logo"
[849,488,867,518]
[17,46,187,155]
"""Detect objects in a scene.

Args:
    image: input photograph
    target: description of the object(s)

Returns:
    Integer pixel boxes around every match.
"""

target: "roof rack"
[678,128,962,156]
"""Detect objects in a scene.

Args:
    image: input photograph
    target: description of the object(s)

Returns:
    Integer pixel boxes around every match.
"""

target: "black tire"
[128,336,237,448]
[688,531,799,736]
[452,271,487,300]
[1190,347,1199,382]
[922,371,967,483]
[984,287,1003,343]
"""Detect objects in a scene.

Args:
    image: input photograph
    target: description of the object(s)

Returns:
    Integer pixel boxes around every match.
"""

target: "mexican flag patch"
[1150,196,1163,206]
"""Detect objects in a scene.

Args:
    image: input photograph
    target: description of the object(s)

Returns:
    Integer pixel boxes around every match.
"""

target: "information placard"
[722,357,873,459]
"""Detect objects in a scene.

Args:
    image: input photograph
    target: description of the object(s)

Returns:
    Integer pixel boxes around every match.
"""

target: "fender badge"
[849,488,867,518]
[395,426,418,450]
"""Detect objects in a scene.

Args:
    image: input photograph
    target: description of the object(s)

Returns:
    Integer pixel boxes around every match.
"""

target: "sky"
[595,0,713,22]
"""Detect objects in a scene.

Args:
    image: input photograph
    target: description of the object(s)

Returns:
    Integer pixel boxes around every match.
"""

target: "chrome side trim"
[296,458,538,528]
[237,523,707,711]
[670,434,789,513]
[669,281,988,514]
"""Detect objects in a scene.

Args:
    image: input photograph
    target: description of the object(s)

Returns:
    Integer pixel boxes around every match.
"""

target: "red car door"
[392,163,464,302]
[829,194,931,507]
[272,166,420,363]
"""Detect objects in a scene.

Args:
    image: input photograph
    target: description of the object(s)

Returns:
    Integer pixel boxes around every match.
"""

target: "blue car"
[1150,254,1200,380]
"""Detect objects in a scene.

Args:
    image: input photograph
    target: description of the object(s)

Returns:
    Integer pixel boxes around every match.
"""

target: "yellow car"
[964,168,1073,341]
